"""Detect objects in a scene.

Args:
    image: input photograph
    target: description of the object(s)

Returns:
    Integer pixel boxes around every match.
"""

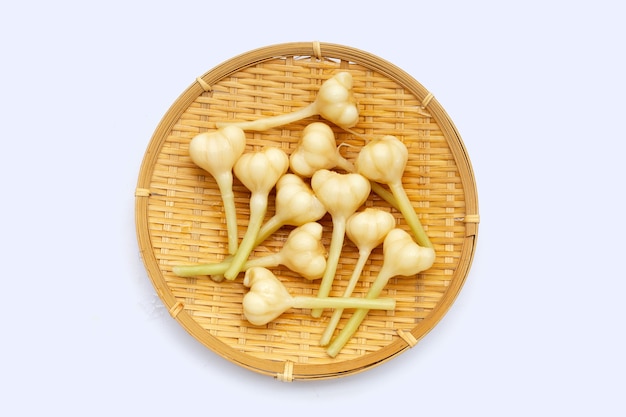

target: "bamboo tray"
[135,41,479,381]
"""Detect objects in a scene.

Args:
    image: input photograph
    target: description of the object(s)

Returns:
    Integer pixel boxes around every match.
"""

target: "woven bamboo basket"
[135,41,479,381]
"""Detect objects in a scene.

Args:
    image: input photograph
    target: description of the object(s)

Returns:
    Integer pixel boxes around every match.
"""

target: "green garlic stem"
[216,103,318,132]
[255,215,284,246]
[172,214,286,279]
[336,156,355,173]
[172,252,279,277]
[311,217,346,318]
[224,193,269,280]
[172,261,228,277]
[388,181,433,249]
[319,248,372,346]
[369,181,398,210]
[326,270,394,358]
[292,295,395,311]
[215,175,239,255]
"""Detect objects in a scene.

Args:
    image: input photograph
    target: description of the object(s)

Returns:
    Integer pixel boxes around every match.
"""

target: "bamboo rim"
[135,41,479,381]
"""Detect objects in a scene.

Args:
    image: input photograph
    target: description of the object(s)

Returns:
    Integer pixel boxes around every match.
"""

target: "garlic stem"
[224,193,269,280]
[369,181,397,209]
[218,180,239,254]
[310,217,346,318]
[216,103,318,132]
[319,248,371,346]
[172,251,279,277]
[255,217,284,246]
[388,181,433,249]
[291,295,395,311]
[325,270,393,358]
[335,155,355,173]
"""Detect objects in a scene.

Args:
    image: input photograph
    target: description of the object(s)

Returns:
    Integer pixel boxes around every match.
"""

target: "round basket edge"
[134,41,480,381]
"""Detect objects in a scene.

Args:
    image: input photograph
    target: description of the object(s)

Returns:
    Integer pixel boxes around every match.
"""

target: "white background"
[2,1,624,415]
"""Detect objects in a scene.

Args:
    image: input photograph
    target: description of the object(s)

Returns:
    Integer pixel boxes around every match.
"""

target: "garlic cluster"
[172,222,327,281]
[175,69,436,358]
[319,208,396,345]
[290,122,354,177]
[188,126,246,254]
[255,173,326,244]
[216,72,359,132]
[326,228,435,357]
[242,267,395,326]
[356,135,432,248]
[309,169,371,318]
[223,147,289,280]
